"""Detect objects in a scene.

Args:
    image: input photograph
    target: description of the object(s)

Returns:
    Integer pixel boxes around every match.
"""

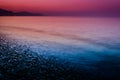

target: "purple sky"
[0,0,120,16]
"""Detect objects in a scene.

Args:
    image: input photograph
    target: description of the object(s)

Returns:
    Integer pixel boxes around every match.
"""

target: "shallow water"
[0,16,120,79]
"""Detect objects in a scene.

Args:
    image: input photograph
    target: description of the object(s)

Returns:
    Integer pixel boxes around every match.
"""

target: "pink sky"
[0,0,120,15]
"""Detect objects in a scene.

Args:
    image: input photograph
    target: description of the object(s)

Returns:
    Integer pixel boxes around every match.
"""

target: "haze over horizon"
[0,0,120,16]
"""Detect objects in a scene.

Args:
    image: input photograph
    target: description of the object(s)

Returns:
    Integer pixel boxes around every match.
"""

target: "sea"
[0,16,120,80]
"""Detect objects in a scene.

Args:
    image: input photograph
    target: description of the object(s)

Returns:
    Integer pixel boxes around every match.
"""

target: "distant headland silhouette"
[0,8,120,17]
[0,8,44,16]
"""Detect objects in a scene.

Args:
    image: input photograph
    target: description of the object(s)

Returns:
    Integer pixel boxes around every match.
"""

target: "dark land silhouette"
[0,8,43,16]
[0,8,120,17]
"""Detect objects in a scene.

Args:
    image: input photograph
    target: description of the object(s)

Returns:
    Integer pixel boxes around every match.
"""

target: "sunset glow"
[0,0,120,80]
[0,0,120,15]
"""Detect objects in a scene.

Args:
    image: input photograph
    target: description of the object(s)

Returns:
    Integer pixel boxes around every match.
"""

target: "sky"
[0,0,120,16]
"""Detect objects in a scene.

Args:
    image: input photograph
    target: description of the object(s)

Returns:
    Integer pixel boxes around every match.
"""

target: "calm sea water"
[0,16,120,79]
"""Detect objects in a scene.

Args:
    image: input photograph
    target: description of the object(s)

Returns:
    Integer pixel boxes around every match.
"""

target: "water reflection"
[0,17,120,80]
